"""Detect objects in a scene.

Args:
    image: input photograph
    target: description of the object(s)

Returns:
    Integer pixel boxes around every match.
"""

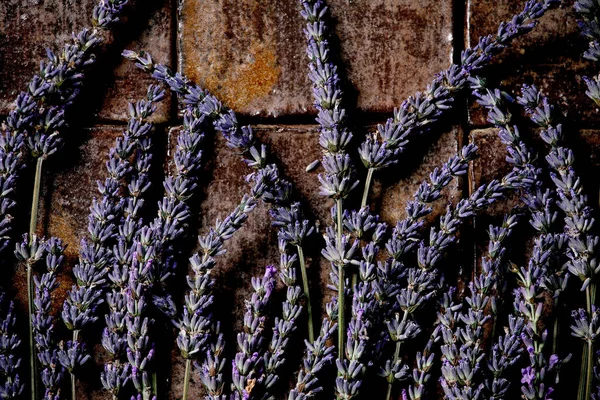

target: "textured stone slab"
[466,0,577,65]
[468,58,599,127]
[178,0,454,116]
[0,0,173,122]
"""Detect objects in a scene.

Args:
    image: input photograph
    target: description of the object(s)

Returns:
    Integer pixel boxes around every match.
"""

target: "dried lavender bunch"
[357,0,559,203]
[101,90,161,399]
[123,52,319,355]
[332,144,476,400]
[63,85,164,400]
[517,85,598,400]
[438,215,517,400]
[383,177,521,400]
[517,85,596,297]
[513,235,568,400]
[0,289,22,399]
[176,178,270,399]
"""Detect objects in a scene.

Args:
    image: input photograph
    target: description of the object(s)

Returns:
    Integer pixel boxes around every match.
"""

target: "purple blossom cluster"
[10,0,600,399]
[15,235,67,400]
[0,290,22,399]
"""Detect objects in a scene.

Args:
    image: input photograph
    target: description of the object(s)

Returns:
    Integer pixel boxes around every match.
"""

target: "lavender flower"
[32,237,67,399]
[357,0,559,202]
[124,50,318,348]
[0,290,23,399]
[517,85,596,296]
[231,266,277,400]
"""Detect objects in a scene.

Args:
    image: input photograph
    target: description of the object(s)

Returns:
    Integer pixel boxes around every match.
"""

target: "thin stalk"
[71,330,79,400]
[579,286,594,400]
[552,299,560,355]
[297,245,315,343]
[27,261,36,400]
[578,346,588,400]
[28,157,43,400]
[586,341,594,400]
[182,359,191,400]
[361,168,374,208]
[152,371,158,398]
[336,198,345,360]
[385,341,402,400]
[29,157,43,237]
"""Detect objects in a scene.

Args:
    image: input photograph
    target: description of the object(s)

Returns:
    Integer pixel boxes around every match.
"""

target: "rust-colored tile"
[179,0,454,116]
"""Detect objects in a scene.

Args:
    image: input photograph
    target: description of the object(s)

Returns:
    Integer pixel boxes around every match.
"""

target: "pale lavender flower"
[0,290,23,399]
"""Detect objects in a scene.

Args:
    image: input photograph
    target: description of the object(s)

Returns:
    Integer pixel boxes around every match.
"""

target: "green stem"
[552,299,560,355]
[71,330,78,400]
[27,261,36,400]
[152,371,158,398]
[182,359,191,400]
[297,245,315,343]
[578,343,589,400]
[29,157,43,237]
[586,341,594,400]
[336,198,345,361]
[28,157,43,400]
[361,168,374,208]
[385,341,402,400]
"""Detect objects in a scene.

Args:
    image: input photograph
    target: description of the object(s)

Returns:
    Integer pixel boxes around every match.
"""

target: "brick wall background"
[0,0,596,398]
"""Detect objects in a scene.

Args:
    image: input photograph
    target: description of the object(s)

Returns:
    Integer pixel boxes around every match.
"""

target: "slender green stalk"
[71,330,79,400]
[182,359,191,400]
[552,299,560,355]
[152,371,158,399]
[578,346,589,400]
[336,198,345,360]
[27,261,37,400]
[29,157,43,237]
[586,341,594,400]
[28,157,43,400]
[297,245,315,343]
[579,285,595,400]
[361,168,374,208]
[385,341,402,400]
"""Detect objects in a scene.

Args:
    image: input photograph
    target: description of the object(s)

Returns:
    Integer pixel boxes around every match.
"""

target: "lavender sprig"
[0,290,23,399]
[357,0,559,203]
[439,215,517,400]
[177,181,267,400]
[258,244,303,400]
[122,51,318,348]
[14,233,47,399]
[100,87,164,400]
[513,235,567,400]
[6,0,129,254]
[301,0,357,350]
[33,238,67,400]
[518,85,597,400]
[231,266,277,400]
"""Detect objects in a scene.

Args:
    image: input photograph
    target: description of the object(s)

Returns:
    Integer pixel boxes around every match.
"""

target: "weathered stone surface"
[468,58,599,127]
[0,0,173,122]
[375,127,462,226]
[179,0,454,116]
[465,1,600,126]
[466,0,578,65]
